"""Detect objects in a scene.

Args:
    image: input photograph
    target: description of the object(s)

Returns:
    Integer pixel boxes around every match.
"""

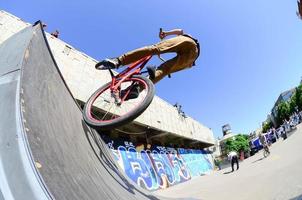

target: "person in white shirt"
[228,151,239,172]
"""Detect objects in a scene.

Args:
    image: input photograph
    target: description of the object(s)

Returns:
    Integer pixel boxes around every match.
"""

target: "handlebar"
[158,28,165,62]
[158,28,171,78]
[159,28,163,40]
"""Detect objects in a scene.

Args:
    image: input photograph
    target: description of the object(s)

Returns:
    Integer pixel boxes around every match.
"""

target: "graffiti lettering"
[105,140,213,191]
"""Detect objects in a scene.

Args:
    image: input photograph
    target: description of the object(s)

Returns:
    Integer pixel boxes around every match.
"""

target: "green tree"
[276,101,290,126]
[262,121,272,133]
[225,134,249,153]
[289,92,297,114]
[295,84,302,111]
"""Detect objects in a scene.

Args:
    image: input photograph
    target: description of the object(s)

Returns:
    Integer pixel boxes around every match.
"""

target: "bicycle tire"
[83,75,155,130]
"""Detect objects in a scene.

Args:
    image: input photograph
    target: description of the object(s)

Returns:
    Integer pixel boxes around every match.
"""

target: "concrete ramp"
[0,23,161,199]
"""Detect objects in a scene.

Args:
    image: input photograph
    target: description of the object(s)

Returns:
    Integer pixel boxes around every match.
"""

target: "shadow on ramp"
[223,171,234,175]
[252,157,265,163]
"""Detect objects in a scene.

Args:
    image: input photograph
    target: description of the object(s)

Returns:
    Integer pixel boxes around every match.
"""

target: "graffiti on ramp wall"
[104,137,213,191]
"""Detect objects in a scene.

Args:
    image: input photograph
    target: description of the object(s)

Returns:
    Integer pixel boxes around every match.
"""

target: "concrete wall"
[103,135,214,191]
[0,11,30,42]
[0,10,215,145]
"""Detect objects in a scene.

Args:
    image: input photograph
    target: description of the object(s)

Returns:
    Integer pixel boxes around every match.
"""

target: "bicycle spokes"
[88,78,148,123]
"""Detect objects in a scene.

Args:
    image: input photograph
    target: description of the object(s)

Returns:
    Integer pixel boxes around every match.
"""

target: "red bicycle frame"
[107,55,152,102]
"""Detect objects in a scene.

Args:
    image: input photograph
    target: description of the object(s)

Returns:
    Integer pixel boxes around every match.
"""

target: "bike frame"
[108,55,152,92]
[106,27,166,93]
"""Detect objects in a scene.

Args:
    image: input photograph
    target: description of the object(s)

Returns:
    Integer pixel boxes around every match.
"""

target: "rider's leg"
[96,36,197,70]
[122,53,191,99]
[95,45,159,70]
[118,45,159,66]
[151,49,197,84]
[118,35,197,66]
[151,56,179,84]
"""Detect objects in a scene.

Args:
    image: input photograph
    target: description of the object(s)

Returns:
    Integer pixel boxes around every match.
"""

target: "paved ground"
[154,124,302,200]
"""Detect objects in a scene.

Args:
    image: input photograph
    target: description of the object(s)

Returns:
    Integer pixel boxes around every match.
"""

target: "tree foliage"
[276,101,290,125]
[276,84,302,126]
[225,134,249,153]
[262,121,272,133]
[289,93,297,114]
[295,84,302,111]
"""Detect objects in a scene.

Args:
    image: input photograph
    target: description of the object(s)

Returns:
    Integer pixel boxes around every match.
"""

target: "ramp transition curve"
[0,23,168,199]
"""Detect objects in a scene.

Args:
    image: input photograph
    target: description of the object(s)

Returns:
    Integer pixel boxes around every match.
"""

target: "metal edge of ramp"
[0,25,51,200]
[20,23,163,200]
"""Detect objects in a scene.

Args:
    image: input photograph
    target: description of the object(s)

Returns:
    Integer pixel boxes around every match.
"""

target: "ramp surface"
[1,23,162,199]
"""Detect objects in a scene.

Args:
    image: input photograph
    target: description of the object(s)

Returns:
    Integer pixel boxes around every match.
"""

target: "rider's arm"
[160,29,183,39]
[164,29,184,36]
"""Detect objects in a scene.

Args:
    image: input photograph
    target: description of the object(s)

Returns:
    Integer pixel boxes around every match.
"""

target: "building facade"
[270,88,296,127]
[219,124,235,156]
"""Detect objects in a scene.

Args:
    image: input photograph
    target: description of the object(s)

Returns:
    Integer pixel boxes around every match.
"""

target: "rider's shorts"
[119,35,199,83]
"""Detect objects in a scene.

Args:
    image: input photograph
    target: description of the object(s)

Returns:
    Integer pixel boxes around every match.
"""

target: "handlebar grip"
[159,28,163,40]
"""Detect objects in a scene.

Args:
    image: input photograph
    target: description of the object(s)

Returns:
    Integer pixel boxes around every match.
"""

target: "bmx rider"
[95,28,200,99]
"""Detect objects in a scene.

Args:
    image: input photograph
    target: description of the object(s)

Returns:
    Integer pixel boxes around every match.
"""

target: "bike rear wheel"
[83,75,155,130]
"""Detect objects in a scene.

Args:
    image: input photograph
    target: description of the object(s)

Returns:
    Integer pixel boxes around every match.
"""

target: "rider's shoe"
[95,58,120,70]
[121,84,140,101]
[146,66,156,80]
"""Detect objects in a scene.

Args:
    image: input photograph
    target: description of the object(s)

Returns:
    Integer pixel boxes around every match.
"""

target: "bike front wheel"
[83,75,155,130]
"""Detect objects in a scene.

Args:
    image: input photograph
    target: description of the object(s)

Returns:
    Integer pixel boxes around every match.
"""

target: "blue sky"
[2,1,302,138]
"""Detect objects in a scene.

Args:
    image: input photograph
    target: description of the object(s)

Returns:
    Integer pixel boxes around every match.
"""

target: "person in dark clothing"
[228,151,239,172]
[51,30,60,38]
[297,0,302,19]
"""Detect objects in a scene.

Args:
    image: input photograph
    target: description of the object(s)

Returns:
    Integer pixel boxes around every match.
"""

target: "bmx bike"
[83,28,169,130]
[82,55,156,130]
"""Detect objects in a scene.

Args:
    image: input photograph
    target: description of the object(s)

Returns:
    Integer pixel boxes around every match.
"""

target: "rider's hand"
[159,30,166,40]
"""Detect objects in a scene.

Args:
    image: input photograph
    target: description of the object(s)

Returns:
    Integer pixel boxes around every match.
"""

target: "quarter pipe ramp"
[0,23,163,200]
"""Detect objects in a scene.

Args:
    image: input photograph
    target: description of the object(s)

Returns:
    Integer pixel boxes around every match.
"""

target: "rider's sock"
[116,58,121,66]
[146,66,156,80]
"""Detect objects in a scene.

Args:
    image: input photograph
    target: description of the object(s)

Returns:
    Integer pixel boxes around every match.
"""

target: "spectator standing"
[51,30,60,38]
[297,0,302,19]
[42,23,47,29]
[272,127,278,140]
[214,158,222,170]
[281,123,288,140]
[294,112,299,125]
[228,151,239,172]
[284,119,289,132]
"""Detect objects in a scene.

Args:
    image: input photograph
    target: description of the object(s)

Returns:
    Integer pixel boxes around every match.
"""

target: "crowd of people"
[246,110,302,160]
[275,111,302,140]
[254,110,302,155]
[214,110,302,172]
